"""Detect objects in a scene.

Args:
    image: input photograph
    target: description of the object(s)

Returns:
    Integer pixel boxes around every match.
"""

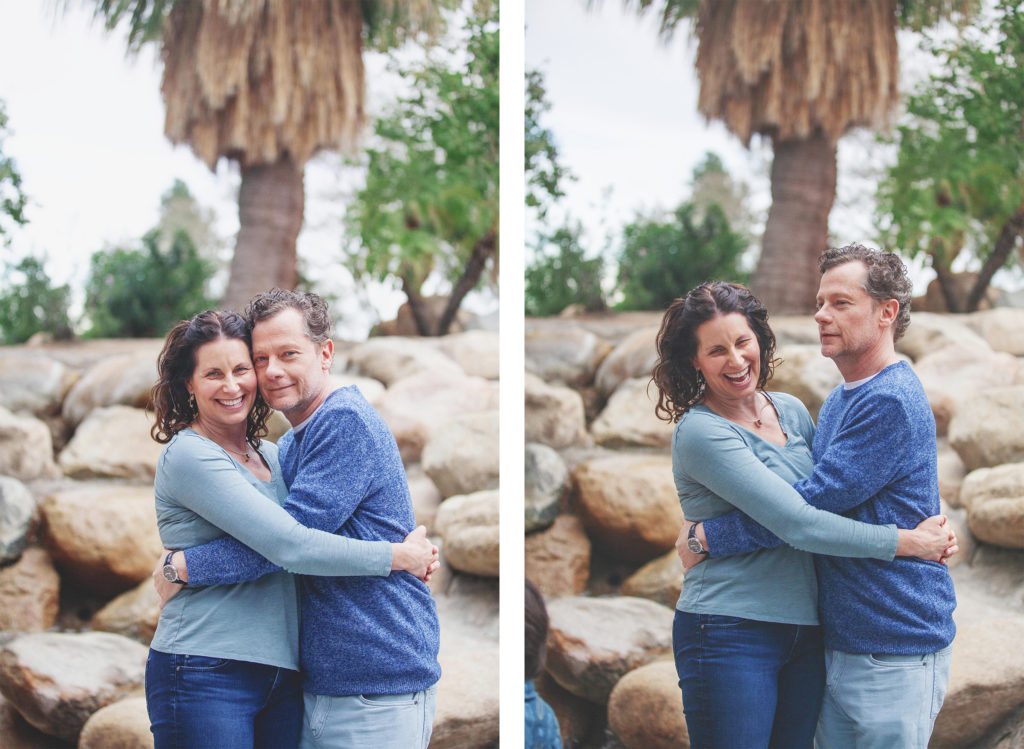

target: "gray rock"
[897,312,991,361]
[0,476,36,563]
[525,443,569,533]
[949,387,1024,471]
[963,308,1024,356]
[0,407,60,482]
[525,374,588,450]
[343,337,463,387]
[422,411,499,498]
[437,330,499,380]
[594,326,659,398]
[0,353,75,417]
[61,353,158,428]
[525,326,611,388]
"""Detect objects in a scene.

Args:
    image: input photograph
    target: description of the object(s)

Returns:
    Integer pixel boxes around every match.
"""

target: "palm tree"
[621,0,975,313]
[89,0,451,312]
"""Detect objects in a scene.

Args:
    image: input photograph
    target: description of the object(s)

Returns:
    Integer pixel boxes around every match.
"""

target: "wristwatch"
[687,523,709,555]
[162,551,186,585]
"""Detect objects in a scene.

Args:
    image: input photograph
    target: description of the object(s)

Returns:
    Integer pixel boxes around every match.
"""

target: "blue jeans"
[816,645,953,749]
[146,649,302,749]
[299,684,437,749]
[673,610,825,749]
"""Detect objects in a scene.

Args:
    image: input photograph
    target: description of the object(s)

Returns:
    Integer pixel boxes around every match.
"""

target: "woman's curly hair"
[652,282,780,423]
[150,310,271,445]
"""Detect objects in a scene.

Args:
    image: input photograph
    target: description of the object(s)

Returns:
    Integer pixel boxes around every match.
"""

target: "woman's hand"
[896,515,958,563]
[675,520,709,572]
[392,525,440,582]
[151,548,186,608]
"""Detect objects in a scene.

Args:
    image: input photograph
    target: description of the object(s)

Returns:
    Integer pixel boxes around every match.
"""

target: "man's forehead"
[818,262,869,295]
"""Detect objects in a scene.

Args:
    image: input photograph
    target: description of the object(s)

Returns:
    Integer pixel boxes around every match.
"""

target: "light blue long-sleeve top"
[673,391,898,625]
[150,429,393,669]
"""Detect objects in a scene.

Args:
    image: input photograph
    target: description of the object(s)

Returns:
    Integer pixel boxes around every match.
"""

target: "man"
[680,244,956,748]
[162,289,440,748]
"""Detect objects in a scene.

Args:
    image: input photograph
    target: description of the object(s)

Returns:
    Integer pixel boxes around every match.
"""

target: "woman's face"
[691,312,762,405]
[186,337,257,432]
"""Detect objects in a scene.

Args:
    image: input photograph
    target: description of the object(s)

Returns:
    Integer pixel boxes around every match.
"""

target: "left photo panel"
[0,1,499,747]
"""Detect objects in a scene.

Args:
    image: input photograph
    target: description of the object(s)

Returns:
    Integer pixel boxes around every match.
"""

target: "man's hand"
[392,526,440,582]
[675,519,709,572]
[151,548,187,608]
[896,515,958,563]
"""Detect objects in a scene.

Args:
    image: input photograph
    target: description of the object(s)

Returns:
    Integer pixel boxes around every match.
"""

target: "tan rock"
[91,579,161,644]
[61,353,158,428]
[594,326,659,397]
[435,491,499,577]
[897,311,991,361]
[431,645,498,749]
[574,454,682,562]
[960,463,1024,549]
[0,406,60,482]
[963,308,1024,356]
[329,373,385,405]
[0,548,59,632]
[949,387,1024,471]
[608,659,688,749]
[525,326,612,388]
[770,345,842,419]
[525,373,588,450]
[525,515,591,598]
[436,330,499,380]
[768,315,822,346]
[78,695,152,749]
[914,344,1019,436]
[621,549,684,608]
[546,595,674,704]
[422,411,499,498]
[58,406,163,480]
[0,691,74,749]
[535,672,601,748]
[343,337,463,387]
[375,370,498,463]
[931,618,1024,749]
[0,631,148,743]
[407,468,443,533]
[591,377,675,448]
[0,352,75,417]
[41,485,161,595]
[938,440,968,509]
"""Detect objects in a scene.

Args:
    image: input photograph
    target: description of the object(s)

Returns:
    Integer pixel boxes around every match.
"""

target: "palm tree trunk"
[222,156,305,313]
[752,132,837,314]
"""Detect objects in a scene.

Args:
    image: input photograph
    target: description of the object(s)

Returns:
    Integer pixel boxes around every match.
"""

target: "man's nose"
[814,306,829,324]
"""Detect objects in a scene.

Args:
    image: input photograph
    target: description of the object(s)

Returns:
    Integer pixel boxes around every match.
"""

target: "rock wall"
[0,330,499,748]
[525,308,1024,749]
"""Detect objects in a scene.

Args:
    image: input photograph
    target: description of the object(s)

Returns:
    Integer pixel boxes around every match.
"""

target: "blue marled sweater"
[704,361,956,654]
[184,386,441,695]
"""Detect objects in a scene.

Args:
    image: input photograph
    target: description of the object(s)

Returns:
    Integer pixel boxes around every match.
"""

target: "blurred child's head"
[525,578,549,680]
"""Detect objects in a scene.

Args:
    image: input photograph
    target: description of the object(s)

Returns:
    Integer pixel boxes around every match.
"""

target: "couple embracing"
[146,289,440,748]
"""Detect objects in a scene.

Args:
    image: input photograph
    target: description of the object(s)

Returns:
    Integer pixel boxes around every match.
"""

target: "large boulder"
[0,353,75,417]
[621,549,684,609]
[607,659,688,749]
[90,579,161,644]
[329,373,385,405]
[963,307,1024,356]
[58,406,163,480]
[375,370,498,464]
[948,387,1024,471]
[436,330,499,380]
[431,645,499,749]
[524,514,591,598]
[594,326,659,397]
[0,690,74,749]
[574,454,683,562]
[959,463,1024,549]
[769,345,843,419]
[0,631,147,743]
[0,407,60,482]
[767,315,821,346]
[590,377,675,448]
[525,326,612,388]
[896,312,990,361]
[931,617,1024,749]
[913,345,1020,436]
[343,337,463,387]
[422,411,499,498]
[434,491,499,578]
[937,440,968,509]
[0,475,37,564]
[407,469,443,533]
[40,485,161,596]
[0,548,60,633]
[525,442,569,533]
[61,352,158,428]
[524,374,588,450]
[78,696,152,749]
[546,596,674,704]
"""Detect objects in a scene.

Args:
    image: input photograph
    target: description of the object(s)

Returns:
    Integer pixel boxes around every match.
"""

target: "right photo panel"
[524,1,1023,748]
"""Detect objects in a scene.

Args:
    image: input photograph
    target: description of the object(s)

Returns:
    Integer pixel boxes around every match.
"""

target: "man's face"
[251,307,333,425]
[814,261,888,367]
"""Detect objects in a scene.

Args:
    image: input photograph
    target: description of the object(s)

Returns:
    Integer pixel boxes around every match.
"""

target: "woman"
[145,310,436,749]
[651,282,952,749]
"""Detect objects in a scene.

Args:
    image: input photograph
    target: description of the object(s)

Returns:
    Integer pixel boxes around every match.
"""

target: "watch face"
[687,537,703,554]
[162,564,178,582]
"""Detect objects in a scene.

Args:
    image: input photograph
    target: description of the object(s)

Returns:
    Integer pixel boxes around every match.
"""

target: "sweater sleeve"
[167,436,391,586]
[676,414,897,560]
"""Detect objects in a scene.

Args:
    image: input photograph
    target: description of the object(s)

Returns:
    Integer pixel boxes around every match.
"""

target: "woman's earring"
[188,393,196,412]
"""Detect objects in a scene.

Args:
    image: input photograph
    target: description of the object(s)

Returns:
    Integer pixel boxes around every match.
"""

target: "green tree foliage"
[616,202,748,311]
[344,2,497,336]
[84,229,213,338]
[0,101,28,248]
[0,257,72,344]
[877,0,1024,311]
[525,223,606,317]
[525,69,571,222]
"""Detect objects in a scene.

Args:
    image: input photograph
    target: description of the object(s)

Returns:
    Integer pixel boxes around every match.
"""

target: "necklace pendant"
[754,418,762,428]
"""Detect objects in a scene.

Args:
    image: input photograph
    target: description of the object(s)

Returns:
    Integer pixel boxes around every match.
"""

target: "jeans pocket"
[358,693,417,708]
[868,653,926,668]
[179,654,229,671]
[698,614,747,628]
[308,694,333,740]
